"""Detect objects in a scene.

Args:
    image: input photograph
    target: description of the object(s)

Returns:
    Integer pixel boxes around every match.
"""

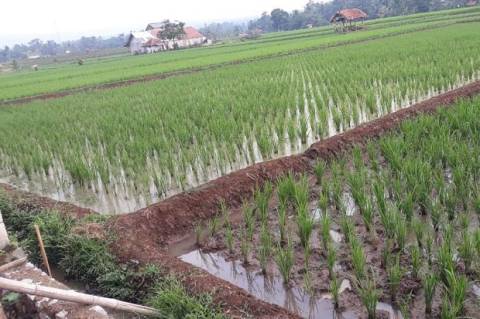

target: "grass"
[0,194,223,317]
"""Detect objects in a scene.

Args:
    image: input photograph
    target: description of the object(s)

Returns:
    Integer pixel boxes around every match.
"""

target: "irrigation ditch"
[0,80,479,318]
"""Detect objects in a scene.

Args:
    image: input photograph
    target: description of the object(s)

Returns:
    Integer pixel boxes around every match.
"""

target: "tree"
[157,20,185,41]
[271,8,290,31]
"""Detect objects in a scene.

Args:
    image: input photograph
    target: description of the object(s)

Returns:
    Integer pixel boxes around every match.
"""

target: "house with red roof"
[126,23,208,55]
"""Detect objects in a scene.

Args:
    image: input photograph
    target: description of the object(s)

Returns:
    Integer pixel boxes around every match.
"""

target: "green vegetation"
[1,21,479,212]
[1,7,479,101]
[219,96,480,317]
[0,192,224,318]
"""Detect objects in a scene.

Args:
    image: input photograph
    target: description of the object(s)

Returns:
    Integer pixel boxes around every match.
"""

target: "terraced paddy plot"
[0,22,480,213]
[185,97,480,318]
[0,6,479,102]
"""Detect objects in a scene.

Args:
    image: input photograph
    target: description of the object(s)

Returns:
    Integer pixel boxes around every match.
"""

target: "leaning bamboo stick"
[0,257,27,273]
[0,277,159,316]
[34,224,52,277]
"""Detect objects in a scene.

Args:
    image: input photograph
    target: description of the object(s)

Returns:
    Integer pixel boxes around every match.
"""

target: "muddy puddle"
[180,249,403,319]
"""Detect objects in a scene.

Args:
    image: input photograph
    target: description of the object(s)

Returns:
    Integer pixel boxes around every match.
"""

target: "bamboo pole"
[0,277,159,316]
[33,225,52,277]
[0,257,27,273]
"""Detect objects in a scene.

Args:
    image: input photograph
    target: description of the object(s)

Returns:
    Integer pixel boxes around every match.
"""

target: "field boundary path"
[2,81,480,318]
[1,20,473,107]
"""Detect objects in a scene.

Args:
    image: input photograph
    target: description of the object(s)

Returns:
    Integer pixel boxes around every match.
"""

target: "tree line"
[0,34,127,63]
[248,0,472,32]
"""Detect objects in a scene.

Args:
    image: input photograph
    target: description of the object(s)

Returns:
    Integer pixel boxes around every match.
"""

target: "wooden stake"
[0,277,159,316]
[34,225,51,277]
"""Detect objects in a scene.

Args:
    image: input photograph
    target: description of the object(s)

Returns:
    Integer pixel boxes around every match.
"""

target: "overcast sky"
[0,0,312,46]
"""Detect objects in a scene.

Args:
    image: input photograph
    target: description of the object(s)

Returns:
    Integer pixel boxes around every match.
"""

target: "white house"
[126,24,207,55]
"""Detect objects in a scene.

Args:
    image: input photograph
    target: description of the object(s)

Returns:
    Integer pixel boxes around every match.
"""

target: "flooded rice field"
[180,249,403,319]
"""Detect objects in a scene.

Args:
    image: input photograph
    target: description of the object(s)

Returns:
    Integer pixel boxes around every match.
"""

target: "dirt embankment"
[0,183,93,218]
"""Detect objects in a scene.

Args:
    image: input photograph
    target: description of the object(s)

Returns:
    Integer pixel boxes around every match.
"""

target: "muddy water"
[180,250,403,319]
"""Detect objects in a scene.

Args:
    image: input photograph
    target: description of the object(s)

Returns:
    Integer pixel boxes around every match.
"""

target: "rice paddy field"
[1,17,480,213]
[0,6,479,101]
[190,96,480,318]
[2,5,480,319]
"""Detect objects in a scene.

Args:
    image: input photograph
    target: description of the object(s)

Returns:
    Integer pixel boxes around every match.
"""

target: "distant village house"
[126,22,208,55]
[330,8,368,32]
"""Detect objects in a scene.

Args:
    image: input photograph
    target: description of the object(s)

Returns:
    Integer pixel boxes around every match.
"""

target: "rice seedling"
[387,255,404,302]
[360,197,375,235]
[254,186,270,223]
[320,212,331,251]
[296,204,314,250]
[425,232,434,266]
[277,173,296,206]
[458,231,474,273]
[373,179,387,217]
[277,203,287,244]
[351,237,366,281]
[318,191,328,213]
[258,225,272,274]
[366,142,379,172]
[382,238,394,269]
[330,275,340,309]
[293,175,309,209]
[423,272,437,314]
[412,217,425,248]
[243,202,255,241]
[459,212,469,231]
[352,146,364,171]
[437,241,455,285]
[399,191,414,223]
[314,161,326,185]
[409,244,422,279]
[379,205,397,240]
[443,269,467,316]
[356,274,379,319]
[340,215,355,244]
[430,200,443,232]
[241,235,250,265]
[224,223,234,253]
[209,215,220,238]
[275,239,294,284]
[395,213,407,252]
[194,222,203,246]
[474,229,480,257]
[327,243,336,279]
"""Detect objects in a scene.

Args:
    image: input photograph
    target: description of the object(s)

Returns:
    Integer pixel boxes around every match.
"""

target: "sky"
[0,0,310,47]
